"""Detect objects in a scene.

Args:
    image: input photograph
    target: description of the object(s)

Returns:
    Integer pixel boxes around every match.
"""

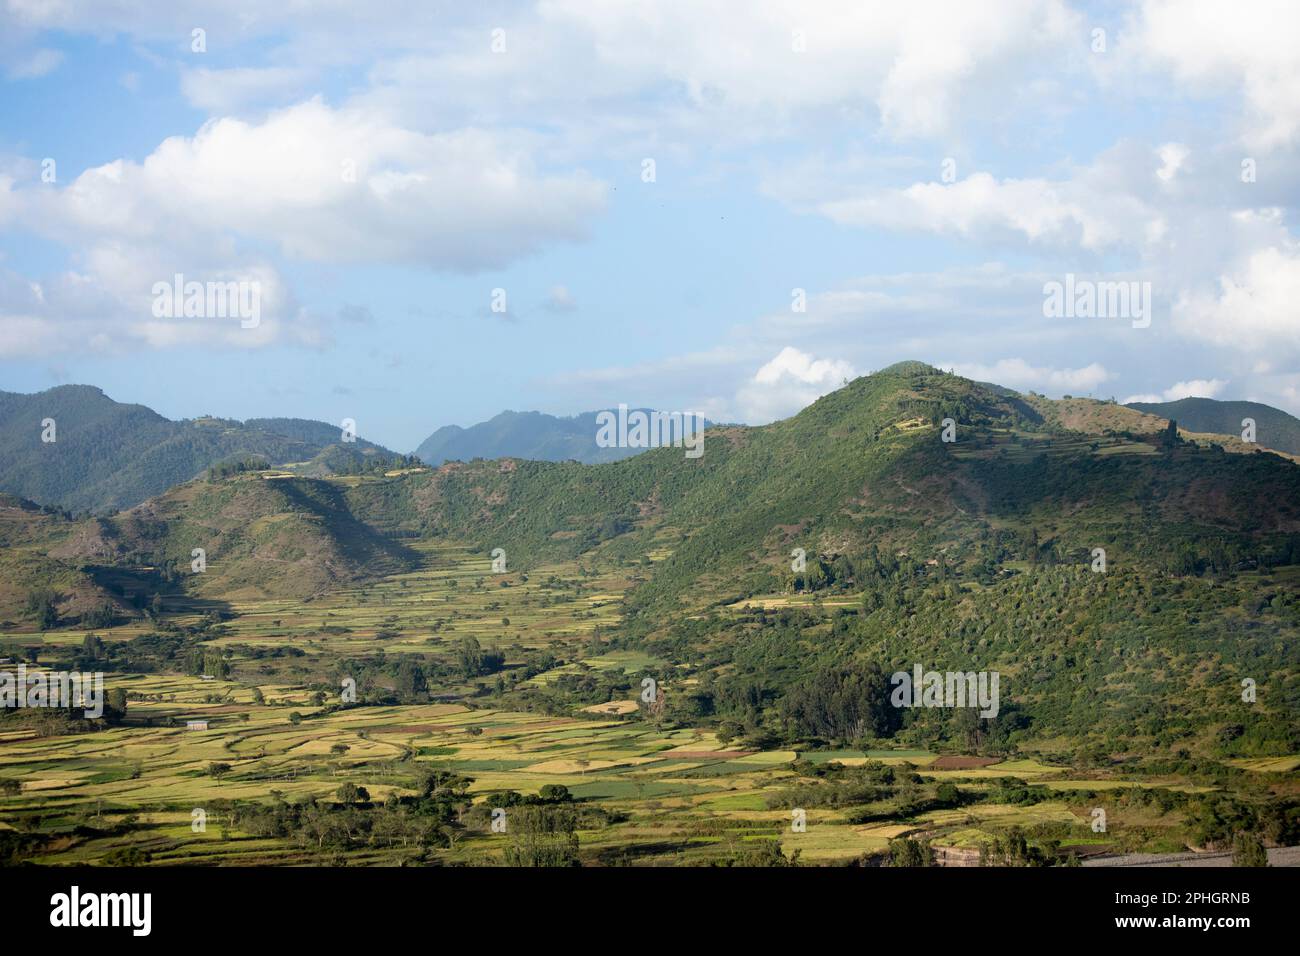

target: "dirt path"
[1082,846,1300,867]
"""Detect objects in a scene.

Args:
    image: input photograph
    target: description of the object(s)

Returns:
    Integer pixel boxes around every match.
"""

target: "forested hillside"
[0,385,397,512]
[7,363,1295,756]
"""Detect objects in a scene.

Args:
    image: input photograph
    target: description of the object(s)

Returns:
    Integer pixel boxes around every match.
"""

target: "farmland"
[3,541,1295,867]
[3,366,1299,867]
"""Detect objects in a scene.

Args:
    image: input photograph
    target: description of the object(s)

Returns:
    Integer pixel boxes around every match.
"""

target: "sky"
[0,0,1297,453]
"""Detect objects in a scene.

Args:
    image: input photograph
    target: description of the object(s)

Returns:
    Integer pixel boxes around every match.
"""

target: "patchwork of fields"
[1,543,1293,866]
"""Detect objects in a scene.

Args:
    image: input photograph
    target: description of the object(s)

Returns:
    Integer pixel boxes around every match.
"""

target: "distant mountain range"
[3,380,1295,516]
[1125,397,1300,456]
[414,408,712,466]
[0,385,396,513]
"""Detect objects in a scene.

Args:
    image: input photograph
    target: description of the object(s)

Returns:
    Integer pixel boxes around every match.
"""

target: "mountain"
[0,492,120,629]
[366,362,1300,612]
[1125,397,1300,455]
[0,385,398,514]
[6,363,1298,752]
[414,408,710,465]
[0,469,421,623]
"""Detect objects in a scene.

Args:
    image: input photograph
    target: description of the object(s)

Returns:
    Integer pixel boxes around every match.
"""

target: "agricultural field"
[3,541,1294,867]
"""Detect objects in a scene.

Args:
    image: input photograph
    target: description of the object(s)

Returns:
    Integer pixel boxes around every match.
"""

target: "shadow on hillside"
[82,564,235,621]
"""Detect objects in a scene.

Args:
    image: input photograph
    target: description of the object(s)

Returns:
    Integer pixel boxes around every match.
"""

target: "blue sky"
[0,1,1297,452]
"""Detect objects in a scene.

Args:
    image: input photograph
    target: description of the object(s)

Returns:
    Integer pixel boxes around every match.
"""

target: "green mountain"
[0,385,398,513]
[347,362,1300,751]
[6,363,1298,753]
[0,470,420,624]
[414,408,710,465]
[365,362,1300,609]
[1126,397,1300,455]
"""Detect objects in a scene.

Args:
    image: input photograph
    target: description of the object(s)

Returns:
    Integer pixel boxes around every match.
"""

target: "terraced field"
[2,542,1293,866]
[0,674,1107,865]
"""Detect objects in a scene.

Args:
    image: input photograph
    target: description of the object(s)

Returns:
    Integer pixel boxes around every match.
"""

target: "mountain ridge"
[1126,396,1300,456]
[0,384,399,513]
[413,407,714,466]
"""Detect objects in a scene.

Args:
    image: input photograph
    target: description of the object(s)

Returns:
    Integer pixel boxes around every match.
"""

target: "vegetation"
[1,364,1297,867]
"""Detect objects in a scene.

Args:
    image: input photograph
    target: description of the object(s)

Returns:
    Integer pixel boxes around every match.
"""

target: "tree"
[395,660,427,700]
[25,589,58,630]
[82,633,106,660]
[887,837,932,867]
[1232,832,1268,867]
[783,662,902,744]
[106,688,127,719]
[336,782,366,804]
[503,806,580,867]
[81,603,116,628]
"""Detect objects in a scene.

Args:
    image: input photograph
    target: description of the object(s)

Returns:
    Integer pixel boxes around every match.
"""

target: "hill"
[5,363,1298,754]
[413,408,709,465]
[0,385,398,513]
[1126,397,1300,455]
[367,363,1300,612]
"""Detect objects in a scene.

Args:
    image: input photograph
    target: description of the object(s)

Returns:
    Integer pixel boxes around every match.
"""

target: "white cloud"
[0,259,318,359]
[1155,142,1188,182]
[1122,378,1228,404]
[7,1,1084,148]
[813,170,1156,252]
[736,346,854,423]
[1174,243,1300,355]
[16,98,605,272]
[1124,0,1300,150]
[541,0,1082,141]
[0,97,608,355]
[949,358,1112,394]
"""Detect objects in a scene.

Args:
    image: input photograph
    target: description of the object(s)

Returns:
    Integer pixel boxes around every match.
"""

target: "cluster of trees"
[226,769,474,853]
[206,456,270,481]
[24,588,59,630]
[782,663,902,744]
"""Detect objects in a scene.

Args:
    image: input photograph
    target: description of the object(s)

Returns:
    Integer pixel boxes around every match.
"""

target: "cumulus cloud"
[948,358,1112,394]
[1173,243,1300,355]
[15,98,605,271]
[0,260,315,359]
[1122,379,1229,404]
[0,98,607,355]
[541,0,1082,140]
[735,346,854,423]
[1123,0,1300,150]
[811,169,1158,253]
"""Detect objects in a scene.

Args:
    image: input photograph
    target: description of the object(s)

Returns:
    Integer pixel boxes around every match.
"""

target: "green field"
[5,540,1287,867]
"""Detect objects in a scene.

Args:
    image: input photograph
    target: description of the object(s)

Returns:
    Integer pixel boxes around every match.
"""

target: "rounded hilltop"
[873,360,944,377]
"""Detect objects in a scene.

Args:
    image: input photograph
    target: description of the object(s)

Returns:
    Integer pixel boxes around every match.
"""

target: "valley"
[2,364,1298,867]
